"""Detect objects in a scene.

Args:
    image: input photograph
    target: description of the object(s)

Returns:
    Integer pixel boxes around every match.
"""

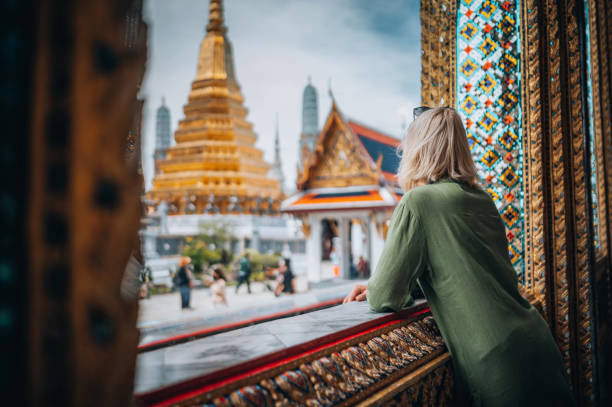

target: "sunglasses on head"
[413,106,432,120]
[413,106,456,120]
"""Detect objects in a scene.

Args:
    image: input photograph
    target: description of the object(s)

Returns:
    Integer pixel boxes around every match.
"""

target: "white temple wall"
[350,219,368,263]
[306,215,322,283]
[369,217,385,274]
[338,218,350,279]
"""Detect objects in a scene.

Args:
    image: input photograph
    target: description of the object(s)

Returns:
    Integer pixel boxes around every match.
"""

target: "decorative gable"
[298,105,378,190]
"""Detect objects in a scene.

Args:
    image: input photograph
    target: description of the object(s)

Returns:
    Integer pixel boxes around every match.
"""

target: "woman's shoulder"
[398,180,483,214]
[398,184,442,210]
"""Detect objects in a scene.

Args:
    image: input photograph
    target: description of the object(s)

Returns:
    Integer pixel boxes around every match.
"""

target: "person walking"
[235,252,252,294]
[138,266,153,299]
[344,107,574,406]
[209,265,228,308]
[174,256,194,310]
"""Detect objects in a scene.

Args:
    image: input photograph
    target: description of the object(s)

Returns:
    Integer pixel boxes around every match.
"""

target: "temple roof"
[347,121,401,181]
[286,104,403,213]
[281,186,398,213]
[296,103,401,191]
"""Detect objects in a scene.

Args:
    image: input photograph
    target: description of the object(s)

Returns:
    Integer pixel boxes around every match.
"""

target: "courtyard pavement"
[137,277,366,345]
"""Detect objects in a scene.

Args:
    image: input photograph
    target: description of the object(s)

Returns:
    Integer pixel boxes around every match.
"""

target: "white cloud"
[141,0,421,191]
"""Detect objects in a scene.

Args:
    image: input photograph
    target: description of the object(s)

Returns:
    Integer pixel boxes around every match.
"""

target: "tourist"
[357,256,369,278]
[174,256,194,310]
[274,258,295,297]
[235,252,252,294]
[138,266,154,299]
[209,265,228,308]
[344,107,574,406]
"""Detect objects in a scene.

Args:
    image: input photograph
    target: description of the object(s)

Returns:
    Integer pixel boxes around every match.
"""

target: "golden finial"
[206,0,226,34]
[328,77,337,109]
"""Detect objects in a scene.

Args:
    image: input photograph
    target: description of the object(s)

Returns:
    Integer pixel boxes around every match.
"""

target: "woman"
[274,258,296,297]
[174,256,193,310]
[344,107,573,406]
[209,265,228,308]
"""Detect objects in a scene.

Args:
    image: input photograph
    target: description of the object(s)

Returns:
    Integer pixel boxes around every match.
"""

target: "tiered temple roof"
[148,0,281,214]
[283,103,402,213]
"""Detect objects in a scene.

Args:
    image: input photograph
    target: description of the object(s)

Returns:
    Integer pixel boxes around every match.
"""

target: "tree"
[182,220,234,272]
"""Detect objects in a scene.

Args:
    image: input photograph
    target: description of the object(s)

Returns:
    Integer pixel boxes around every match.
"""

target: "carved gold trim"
[596,0,612,271]
[542,0,573,375]
[355,353,453,406]
[587,0,609,257]
[520,0,548,312]
[29,1,147,405]
[300,217,311,238]
[565,0,594,398]
[598,0,612,327]
[166,314,451,407]
[297,103,379,190]
[420,0,456,108]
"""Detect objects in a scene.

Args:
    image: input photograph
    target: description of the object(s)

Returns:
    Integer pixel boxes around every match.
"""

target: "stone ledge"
[134,300,453,406]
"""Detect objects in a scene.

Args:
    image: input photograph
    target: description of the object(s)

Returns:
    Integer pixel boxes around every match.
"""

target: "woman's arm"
[367,200,427,312]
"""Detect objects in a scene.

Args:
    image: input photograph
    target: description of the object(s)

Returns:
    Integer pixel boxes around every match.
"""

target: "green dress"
[367,179,573,406]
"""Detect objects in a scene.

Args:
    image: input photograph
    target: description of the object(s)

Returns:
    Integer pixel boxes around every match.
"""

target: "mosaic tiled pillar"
[421,0,609,403]
[456,0,524,276]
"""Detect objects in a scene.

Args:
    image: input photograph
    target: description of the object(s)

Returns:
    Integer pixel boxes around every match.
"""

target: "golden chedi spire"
[206,0,226,34]
[148,0,281,215]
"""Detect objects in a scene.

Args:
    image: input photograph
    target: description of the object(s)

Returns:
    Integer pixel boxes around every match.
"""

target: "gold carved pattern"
[545,0,572,374]
[169,315,453,407]
[309,128,375,188]
[299,105,377,190]
[300,217,311,238]
[420,0,457,108]
[520,0,548,311]
[598,0,612,266]
[565,0,594,399]
[357,354,454,407]
[29,1,147,405]
[587,0,609,257]
[598,0,612,324]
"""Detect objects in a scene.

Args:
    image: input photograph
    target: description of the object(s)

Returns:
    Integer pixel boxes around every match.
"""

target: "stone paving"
[137,277,366,345]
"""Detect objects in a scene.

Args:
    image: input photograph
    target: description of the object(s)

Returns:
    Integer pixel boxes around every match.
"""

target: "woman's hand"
[343,284,368,304]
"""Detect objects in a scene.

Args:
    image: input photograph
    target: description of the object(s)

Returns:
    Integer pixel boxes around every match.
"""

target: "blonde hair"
[397,107,479,191]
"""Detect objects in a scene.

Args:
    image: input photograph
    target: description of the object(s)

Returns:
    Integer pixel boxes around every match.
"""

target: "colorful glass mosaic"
[456,0,524,275]
[584,1,600,250]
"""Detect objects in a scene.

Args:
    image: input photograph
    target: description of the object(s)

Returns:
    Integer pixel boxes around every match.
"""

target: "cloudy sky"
[141,0,421,191]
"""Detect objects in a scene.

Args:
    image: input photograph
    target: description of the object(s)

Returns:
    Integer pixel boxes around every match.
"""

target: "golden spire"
[206,0,226,34]
[148,0,281,214]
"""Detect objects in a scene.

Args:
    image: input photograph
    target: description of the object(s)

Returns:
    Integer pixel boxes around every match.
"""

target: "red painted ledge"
[134,302,430,407]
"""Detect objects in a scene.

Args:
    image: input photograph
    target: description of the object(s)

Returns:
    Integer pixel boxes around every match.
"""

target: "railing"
[134,301,454,406]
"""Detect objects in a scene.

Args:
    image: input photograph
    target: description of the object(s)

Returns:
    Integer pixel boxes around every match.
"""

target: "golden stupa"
[148,0,282,215]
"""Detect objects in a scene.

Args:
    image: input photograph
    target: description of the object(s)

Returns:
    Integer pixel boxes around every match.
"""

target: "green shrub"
[149,285,173,296]
[182,221,234,271]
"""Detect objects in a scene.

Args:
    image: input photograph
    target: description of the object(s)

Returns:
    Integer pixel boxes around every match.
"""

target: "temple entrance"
[320,219,336,261]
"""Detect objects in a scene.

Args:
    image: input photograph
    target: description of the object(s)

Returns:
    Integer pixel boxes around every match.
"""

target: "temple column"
[369,216,385,274]
[306,215,322,283]
[350,219,364,263]
[338,217,350,279]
